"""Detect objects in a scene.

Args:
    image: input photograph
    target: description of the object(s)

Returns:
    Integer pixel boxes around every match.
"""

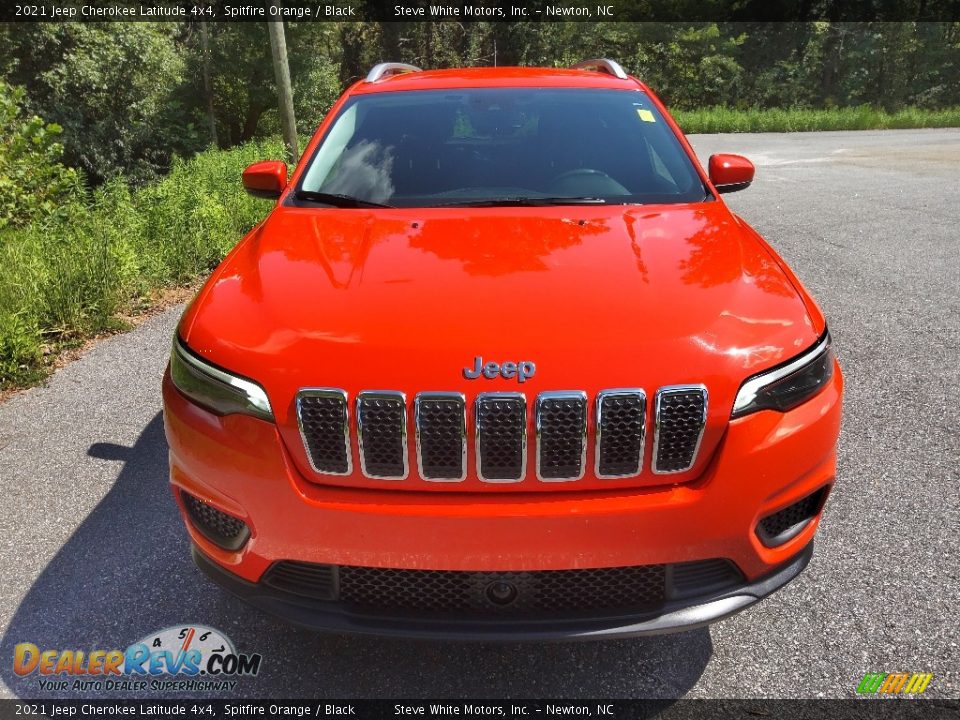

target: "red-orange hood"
[180,201,822,488]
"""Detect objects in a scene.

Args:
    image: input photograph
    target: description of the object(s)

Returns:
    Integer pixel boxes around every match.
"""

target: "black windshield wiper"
[294,190,395,209]
[431,196,611,208]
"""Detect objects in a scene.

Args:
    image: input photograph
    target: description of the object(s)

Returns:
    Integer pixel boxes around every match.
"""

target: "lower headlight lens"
[169,338,274,422]
[732,333,834,418]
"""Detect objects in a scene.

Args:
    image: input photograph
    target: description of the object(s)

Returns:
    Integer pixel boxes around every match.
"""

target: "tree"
[0,81,80,228]
[267,13,299,164]
[0,23,201,185]
[200,22,343,145]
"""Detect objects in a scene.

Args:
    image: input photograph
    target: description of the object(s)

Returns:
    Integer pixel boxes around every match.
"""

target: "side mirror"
[242,161,288,199]
[708,154,755,194]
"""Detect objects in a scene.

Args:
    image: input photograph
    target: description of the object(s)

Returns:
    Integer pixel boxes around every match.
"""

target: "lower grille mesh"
[263,558,743,617]
[340,564,665,614]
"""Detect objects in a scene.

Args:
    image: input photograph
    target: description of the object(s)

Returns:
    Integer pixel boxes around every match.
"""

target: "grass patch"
[675,106,960,134]
[0,137,284,389]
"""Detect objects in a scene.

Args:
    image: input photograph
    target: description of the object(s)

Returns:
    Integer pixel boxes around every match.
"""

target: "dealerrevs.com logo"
[13,625,262,693]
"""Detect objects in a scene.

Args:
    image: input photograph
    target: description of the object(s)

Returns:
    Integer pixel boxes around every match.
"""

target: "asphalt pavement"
[0,129,957,700]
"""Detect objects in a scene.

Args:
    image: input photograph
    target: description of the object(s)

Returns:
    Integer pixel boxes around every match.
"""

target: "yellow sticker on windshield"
[637,109,656,122]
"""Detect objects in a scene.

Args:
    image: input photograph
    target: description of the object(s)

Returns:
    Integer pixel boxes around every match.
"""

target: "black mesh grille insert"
[654,387,707,473]
[263,557,742,617]
[536,393,587,480]
[182,492,249,551]
[758,486,828,546]
[357,392,407,478]
[297,391,350,475]
[476,394,526,481]
[338,564,666,614]
[596,391,646,477]
[415,394,465,480]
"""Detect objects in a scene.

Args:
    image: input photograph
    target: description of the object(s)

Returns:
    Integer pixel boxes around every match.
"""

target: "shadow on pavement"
[2,413,712,701]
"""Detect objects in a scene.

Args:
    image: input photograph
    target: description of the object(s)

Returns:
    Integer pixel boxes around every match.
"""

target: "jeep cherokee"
[163,60,843,639]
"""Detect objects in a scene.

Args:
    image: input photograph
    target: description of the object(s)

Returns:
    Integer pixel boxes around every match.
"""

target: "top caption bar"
[4,0,959,22]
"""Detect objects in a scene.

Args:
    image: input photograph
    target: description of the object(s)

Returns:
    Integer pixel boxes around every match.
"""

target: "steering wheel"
[548,168,628,196]
[550,168,611,184]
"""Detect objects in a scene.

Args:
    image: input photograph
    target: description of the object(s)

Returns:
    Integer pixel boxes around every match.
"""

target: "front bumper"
[163,358,841,636]
[193,542,813,640]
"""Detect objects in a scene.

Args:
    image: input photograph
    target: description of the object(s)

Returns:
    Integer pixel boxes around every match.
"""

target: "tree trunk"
[240,103,264,143]
[339,24,366,86]
[819,23,842,106]
[200,22,218,148]
[267,6,299,165]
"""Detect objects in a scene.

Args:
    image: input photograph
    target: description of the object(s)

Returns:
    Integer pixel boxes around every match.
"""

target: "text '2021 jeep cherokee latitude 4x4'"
[163,60,843,639]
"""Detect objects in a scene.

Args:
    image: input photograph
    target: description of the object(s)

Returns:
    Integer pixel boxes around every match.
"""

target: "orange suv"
[163,60,843,639]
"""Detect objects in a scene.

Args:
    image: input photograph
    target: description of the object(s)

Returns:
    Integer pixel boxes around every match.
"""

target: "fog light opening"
[181,491,250,551]
[756,486,829,548]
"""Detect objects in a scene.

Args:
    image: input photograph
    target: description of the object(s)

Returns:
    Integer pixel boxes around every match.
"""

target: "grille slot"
[536,392,588,481]
[357,391,408,479]
[263,561,337,601]
[653,385,708,473]
[595,389,646,478]
[475,393,527,482]
[415,393,466,481]
[297,389,351,475]
[181,491,249,551]
[670,558,743,599]
[757,486,828,547]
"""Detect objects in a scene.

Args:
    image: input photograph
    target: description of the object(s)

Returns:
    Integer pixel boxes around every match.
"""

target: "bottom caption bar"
[1,700,958,720]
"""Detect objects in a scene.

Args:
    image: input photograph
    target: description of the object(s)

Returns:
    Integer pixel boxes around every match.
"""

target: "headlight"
[169,337,274,422]
[731,333,834,419]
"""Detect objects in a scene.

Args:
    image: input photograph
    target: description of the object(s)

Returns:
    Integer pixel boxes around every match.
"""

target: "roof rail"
[570,59,629,80]
[365,63,422,83]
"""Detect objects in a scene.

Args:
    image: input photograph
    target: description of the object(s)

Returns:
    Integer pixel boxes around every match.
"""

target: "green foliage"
[0,81,80,228]
[259,60,342,138]
[0,137,283,387]
[674,106,960,133]
[631,23,746,109]
[0,311,43,387]
[0,23,203,185]
[333,20,960,112]
[200,22,342,144]
[202,23,276,146]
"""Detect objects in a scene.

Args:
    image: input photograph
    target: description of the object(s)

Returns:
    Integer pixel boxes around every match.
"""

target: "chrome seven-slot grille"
[296,386,707,483]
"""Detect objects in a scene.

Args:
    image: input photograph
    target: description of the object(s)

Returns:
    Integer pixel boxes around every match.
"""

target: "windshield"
[298,88,707,208]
